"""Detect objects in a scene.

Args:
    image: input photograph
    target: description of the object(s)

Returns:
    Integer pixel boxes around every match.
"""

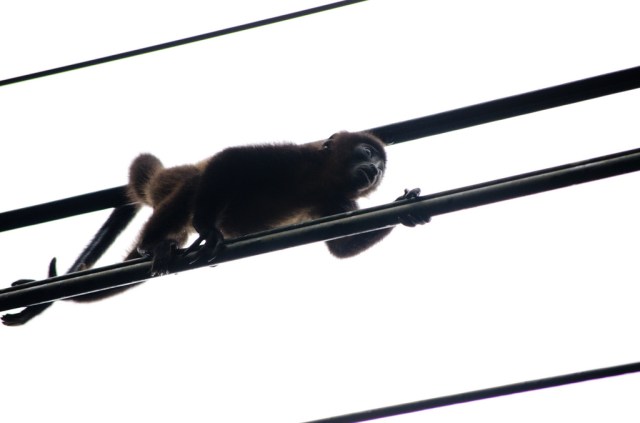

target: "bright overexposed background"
[1,1,639,421]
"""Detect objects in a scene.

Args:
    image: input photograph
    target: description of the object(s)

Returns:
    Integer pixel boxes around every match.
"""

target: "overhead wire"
[0,0,367,87]
[303,361,640,423]
[1,5,639,417]
[1,65,639,233]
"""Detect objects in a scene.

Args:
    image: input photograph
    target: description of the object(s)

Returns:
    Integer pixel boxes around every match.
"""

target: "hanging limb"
[1,204,139,325]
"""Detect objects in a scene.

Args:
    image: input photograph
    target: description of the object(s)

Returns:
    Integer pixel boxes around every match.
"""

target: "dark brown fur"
[133,131,391,269]
[2,132,429,325]
[71,131,398,301]
[2,131,427,324]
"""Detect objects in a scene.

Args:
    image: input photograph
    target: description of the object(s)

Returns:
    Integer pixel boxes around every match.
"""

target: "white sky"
[1,1,639,422]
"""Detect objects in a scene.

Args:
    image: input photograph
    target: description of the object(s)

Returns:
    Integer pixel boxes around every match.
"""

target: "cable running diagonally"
[303,362,640,423]
[1,65,639,232]
[0,0,367,87]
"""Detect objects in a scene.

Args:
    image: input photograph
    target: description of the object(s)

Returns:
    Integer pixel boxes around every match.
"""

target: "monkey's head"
[320,131,387,197]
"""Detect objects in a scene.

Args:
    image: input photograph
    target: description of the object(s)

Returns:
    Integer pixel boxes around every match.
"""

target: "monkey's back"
[203,143,329,237]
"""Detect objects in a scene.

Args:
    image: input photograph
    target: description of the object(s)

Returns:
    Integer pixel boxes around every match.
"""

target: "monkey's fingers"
[188,242,223,266]
[398,213,431,227]
[395,187,421,201]
[188,232,223,266]
[183,235,206,257]
[149,241,179,277]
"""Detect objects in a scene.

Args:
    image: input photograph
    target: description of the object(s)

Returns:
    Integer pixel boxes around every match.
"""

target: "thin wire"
[1,65,639,232]
[303,362,640,423]
[0,0,367,87]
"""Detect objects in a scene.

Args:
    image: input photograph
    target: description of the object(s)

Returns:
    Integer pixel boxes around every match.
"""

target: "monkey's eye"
[322,140,333,150]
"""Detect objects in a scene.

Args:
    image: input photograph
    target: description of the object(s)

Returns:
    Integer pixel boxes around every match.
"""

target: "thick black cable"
[0,0,366,87]
[2,65,639,233]
[2,145,640,311]
[0,187,128,232]
[370,65,640,144]
[303,362,640,422]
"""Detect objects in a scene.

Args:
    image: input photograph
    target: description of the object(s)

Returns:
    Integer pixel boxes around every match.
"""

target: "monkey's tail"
[68,203,140,272]
[52,203,142,306]
[1,258,60,326]
[128,153,164,204]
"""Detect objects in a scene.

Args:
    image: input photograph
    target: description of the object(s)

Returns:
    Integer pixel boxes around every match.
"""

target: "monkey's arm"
[187,157,234,264]
[326,188,429,258]
[134,172,201,276]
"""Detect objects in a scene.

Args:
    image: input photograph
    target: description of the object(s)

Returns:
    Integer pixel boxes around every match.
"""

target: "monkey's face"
[322,132,387,196]
[350,142,386,193]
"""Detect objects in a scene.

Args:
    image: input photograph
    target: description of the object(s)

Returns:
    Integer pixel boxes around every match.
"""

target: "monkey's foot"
[398,213,431,227]
[145,241,180,277]
[186,230,224,266]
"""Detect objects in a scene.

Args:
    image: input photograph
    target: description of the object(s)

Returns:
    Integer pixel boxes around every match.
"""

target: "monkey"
[128,130,428,276]
[2,131,428,324]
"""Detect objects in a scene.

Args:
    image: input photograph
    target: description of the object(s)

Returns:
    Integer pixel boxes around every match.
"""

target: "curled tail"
[128,153,164,205]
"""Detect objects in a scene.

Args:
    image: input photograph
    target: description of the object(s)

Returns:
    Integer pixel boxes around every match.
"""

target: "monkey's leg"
[189,166,229,264]
[137,179,199,276]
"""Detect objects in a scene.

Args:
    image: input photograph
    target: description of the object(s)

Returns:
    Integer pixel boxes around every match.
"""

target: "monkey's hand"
[185,229,224,265]
[394,188,431,227]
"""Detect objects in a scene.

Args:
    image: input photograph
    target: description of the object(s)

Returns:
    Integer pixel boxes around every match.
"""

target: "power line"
[0,186,128,232]
[2,145,640,311]
[371,66,640,144]
[303,362,640,423]
[0,0,367,87]
[1,65,639,233]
